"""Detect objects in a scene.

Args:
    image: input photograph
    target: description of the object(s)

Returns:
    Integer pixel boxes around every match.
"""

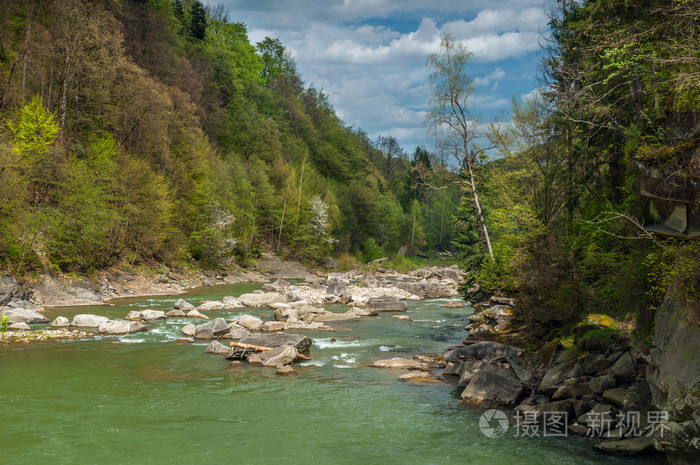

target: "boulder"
[196,301,225,311]
[443,301,465,308]
[326,282,347,296]
[460,370,523,406]
[239,333,312,356]
[539,352,588,395]
[98,320,145,335]
[221,296,243,309]
[313,310,360,322]
[324,257,338,269]
[276,365,297,376]
[165,309,186,317]
[552,383,593,400]
[71,314,109,327]
[457,361,511,387]
[141,310,166,321]
[358,274,379,288]
[490,296,515,306]
[395,282,457,298]
[367,296,407,312]
[578,404,615,430]
[50,316,70,327]
[9,322,30,330]
[236,315,263,330]
[247,345,298,367]
[173,299,195,312]
[606,351,637,382]
[223,327,250,340]
[1,307,49,324]
[186,309,209,320]
[260,321,285,332]
[0,276,28,306]
[371,358,422,369]
[602,387,636,408]
[175,337,194,343]
[351,308,372,317]
[181,324,196,337]
[262,279,290,292]
[194,318,230,339]
[593,436,655,456]
[206,340,230,355]
[237,292,285,308]
[125,310,143,321]
[443,341,523,363]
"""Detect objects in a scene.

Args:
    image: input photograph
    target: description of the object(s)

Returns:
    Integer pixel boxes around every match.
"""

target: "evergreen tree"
[188,0,207,40]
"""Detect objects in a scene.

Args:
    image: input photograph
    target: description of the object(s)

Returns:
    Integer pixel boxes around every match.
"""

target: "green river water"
[1,283,664,465]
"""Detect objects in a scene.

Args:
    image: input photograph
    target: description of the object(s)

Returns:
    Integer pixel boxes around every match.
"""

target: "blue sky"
[218,1,551,155]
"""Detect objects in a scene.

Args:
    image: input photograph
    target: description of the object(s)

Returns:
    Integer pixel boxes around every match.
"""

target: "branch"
[581,211,660,246]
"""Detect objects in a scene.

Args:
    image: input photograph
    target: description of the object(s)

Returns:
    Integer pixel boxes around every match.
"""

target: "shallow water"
[1,284,663,464]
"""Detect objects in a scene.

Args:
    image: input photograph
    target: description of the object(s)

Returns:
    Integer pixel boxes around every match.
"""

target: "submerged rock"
[399,372,444,383]
[593,436,655,456]
[276,365,297,376]
[372,358,422,369]
[313,310,359,322]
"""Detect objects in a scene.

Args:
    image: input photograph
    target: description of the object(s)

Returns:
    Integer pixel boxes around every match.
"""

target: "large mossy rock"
[443,341,522,363]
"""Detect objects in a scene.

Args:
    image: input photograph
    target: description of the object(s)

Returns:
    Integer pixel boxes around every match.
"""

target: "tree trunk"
[465,157,494,260]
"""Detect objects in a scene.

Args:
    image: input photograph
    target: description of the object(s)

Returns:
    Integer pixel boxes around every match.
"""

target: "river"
[0,283,663,464]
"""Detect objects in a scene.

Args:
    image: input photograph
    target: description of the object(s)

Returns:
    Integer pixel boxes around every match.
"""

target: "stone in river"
[71,314,109,327]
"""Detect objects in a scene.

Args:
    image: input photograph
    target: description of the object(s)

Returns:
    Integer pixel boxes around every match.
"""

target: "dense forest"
[459,0,700,341]
[0,0,462,274]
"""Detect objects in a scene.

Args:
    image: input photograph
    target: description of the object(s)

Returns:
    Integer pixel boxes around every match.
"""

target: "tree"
[188,0,207,41]
[426,34,494,260]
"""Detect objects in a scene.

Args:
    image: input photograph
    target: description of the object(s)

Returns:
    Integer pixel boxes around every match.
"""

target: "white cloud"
[221,1,549,152]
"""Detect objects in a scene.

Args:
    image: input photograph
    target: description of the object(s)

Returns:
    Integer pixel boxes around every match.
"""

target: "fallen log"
[295,353,312,360]
[229,342,272,352]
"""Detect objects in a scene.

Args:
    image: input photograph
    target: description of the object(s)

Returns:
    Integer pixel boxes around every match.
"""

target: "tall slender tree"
[426,34,493,260]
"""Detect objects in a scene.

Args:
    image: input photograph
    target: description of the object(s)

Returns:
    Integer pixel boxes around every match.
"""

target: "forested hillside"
[462,0,700,340]
[0,0,460,273]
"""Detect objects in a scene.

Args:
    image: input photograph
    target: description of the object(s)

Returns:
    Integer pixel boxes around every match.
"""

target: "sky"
[218,1,552,155]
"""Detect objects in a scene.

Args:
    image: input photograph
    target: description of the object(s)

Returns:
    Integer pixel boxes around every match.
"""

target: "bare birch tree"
[426,34,494,260]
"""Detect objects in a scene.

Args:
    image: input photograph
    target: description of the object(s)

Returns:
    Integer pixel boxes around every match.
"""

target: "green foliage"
[361,237,383,263]
[0,315,8,330]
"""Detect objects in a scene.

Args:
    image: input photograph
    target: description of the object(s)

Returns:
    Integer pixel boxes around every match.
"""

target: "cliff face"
[648,289,700,407]
[646,288,700,463]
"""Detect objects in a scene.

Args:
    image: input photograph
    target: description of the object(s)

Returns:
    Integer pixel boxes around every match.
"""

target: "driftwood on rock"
[229,341,272,352]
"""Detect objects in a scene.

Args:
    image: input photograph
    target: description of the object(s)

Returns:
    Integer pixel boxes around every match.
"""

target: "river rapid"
[0,282,664,464]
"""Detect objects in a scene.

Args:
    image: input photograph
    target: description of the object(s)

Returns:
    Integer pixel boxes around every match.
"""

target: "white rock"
[236,314,263,330]
[141,310,166,321]
[72,314,109,327]
[196,301,225,311]
[186,309,209,320]
[50,316,70,327]
[125,310,143,321]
